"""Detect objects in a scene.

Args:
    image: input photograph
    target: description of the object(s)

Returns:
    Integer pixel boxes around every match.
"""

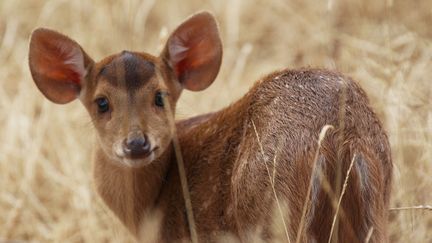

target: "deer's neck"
[92,112,217,237]
[93,147,172,235]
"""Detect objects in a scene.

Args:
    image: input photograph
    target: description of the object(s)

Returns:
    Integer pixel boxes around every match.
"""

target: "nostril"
[126,136,146,149]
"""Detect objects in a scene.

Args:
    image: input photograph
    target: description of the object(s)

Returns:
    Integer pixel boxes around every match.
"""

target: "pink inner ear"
[33,36,86,85]
[169,29,218,83]
[164,12,222,91]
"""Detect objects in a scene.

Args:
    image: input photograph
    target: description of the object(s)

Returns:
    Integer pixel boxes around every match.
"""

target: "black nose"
[123,132,151,158]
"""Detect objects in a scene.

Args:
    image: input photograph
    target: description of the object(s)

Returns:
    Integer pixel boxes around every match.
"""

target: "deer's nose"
[122,131,151,158]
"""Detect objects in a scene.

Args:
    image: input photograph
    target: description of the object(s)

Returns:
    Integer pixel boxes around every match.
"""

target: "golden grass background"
[1,0,431,242]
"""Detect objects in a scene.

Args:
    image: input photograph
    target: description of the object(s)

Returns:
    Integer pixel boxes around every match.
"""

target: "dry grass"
[1,0,431,242]
[252,119,291,243]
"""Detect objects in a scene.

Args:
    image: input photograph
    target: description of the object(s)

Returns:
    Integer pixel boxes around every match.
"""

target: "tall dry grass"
[0,0,431,242]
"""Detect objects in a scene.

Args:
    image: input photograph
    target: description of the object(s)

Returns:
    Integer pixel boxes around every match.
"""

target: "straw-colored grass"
[1,0,431,242]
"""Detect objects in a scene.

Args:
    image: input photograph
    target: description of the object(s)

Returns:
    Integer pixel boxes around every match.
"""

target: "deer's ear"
[29,28,93,104]
[161,11,222,91]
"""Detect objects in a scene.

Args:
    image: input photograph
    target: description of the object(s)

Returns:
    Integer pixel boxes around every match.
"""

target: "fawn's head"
[28,12,222,168]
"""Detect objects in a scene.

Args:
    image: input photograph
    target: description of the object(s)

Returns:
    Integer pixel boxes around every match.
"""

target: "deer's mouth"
[112,141,160,168]
[124,146,159,160]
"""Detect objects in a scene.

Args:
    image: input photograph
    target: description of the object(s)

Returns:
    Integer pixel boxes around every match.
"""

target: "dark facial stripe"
[100,51,155,93]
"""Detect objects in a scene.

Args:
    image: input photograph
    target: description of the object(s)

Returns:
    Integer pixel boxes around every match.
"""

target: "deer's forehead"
[97,51,156,92]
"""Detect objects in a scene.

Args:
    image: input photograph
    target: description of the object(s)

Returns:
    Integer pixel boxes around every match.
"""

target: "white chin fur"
[113,141,125,158]
[122,154,155,168]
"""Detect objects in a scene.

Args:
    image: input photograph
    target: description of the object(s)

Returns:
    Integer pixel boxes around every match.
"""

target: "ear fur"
[161,11,223,91]
[29,28,93,104]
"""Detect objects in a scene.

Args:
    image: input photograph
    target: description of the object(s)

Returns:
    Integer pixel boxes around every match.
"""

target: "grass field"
[1,0,431,242]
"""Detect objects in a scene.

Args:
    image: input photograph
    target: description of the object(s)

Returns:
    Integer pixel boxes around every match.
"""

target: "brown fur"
[29,12,392,243]
[92,68,392,242]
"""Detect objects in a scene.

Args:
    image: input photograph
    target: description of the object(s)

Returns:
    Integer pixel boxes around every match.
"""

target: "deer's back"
[162,68,392,242]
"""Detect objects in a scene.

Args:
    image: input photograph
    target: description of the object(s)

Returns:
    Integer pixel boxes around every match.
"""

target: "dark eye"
[155,91,164,107]
[95,97,110,113]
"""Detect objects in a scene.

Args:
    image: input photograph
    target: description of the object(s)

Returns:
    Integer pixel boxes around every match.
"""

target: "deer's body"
[29,12,392,243]
[95,68,392,242]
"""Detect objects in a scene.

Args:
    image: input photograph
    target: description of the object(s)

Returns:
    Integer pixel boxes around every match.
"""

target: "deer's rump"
[175,69,392,242]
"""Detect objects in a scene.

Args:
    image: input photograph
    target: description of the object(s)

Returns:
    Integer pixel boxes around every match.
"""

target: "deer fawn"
[29,11,392,243]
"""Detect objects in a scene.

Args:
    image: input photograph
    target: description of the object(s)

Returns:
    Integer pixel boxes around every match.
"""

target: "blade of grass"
[252,119,291,243]
[163,94,198,243]
[389,205,432,211]
[327,154,357,243]
[295,124,334,243]
[364,227,374,243]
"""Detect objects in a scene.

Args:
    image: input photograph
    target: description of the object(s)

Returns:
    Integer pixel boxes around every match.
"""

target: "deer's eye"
[155,91,164,107]
[95,97,110,113]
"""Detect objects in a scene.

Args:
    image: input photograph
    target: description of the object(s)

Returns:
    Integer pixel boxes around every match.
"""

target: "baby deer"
[29,11,392,243]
